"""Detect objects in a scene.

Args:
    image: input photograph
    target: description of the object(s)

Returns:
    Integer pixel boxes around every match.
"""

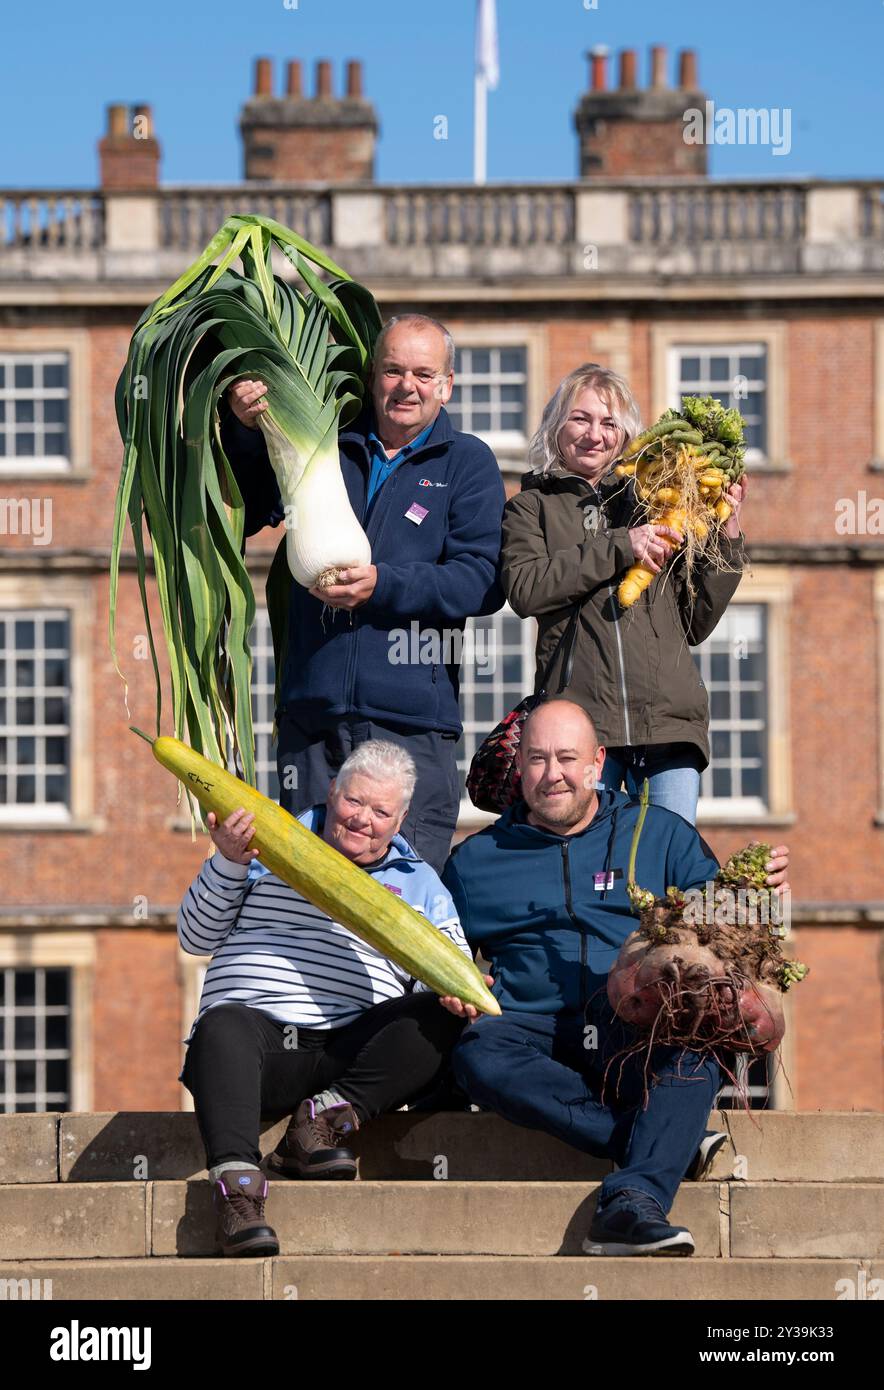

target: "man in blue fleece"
[441,698,790,1256]
[221,314,505,874]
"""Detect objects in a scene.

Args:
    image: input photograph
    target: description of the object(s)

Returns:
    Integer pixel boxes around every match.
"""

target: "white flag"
[475,0,499,91]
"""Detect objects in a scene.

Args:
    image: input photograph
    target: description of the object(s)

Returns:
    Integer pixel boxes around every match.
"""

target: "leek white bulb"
[257,412,371,589]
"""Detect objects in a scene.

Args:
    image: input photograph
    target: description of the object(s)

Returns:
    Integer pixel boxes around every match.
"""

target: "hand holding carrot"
[628,522,684,575]
[722,473,748,538]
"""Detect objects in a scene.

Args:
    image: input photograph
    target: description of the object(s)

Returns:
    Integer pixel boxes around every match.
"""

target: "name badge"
[405,502,429,525]
[594,869,623,891]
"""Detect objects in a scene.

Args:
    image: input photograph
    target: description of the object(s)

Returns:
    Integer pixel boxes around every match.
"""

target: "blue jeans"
[602,742,703,825]
[452,991,719,1214]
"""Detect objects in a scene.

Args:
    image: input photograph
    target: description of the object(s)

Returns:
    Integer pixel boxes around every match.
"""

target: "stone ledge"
[0,1109,870,1186]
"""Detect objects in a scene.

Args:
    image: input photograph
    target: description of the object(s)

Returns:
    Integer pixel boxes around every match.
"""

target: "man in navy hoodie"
[222,314,506,873]
[441,698,790,1256]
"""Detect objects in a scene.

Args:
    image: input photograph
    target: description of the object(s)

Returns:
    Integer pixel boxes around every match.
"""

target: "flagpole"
[474,70,487,185]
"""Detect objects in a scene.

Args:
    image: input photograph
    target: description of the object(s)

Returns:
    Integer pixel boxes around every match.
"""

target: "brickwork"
[1,300,881,1109]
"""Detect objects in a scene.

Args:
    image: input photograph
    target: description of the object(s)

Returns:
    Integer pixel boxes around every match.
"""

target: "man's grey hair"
[373,314,455,377]
[335,739,417,811]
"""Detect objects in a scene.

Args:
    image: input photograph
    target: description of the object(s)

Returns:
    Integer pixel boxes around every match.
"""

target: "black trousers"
[275,710,461,875]
[181,994,467,1169]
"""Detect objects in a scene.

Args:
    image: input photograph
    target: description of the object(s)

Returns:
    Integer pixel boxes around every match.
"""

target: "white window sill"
[0,463,89,481]
[744,457,792,474]
[697,808,797,828]
[456,803,500,830]
[0,815,104,832]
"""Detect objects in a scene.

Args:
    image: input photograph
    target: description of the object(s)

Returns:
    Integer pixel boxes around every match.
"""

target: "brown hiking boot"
[212,1169,279,1257]
[267,1098,359,1180]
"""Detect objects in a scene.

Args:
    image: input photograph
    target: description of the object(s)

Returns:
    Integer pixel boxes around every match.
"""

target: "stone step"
[1,1110,881,1185]
[0,1257,880,1302]
[1,1179,881,1262]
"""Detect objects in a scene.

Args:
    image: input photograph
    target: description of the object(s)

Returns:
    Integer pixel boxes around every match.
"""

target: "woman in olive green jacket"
[501,363,749,824]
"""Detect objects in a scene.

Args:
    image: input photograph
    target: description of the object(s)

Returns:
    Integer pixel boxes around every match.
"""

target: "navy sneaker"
[686,1130,728,1181]
[583,1188,695,1256]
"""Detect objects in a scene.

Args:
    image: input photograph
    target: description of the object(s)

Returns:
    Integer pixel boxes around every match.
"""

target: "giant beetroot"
[608,820,806,1061]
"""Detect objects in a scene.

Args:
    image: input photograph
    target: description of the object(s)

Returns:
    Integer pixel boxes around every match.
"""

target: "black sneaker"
[686,1130,728,1181]
[583,1188,695,1256]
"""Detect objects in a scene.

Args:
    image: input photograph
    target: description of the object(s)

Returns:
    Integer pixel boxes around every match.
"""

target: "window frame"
[0,932,94,1112]
[0,330,91,479]
[667,341,769,468]
[456,604,538,829]
[696,570,794,827]
[694,603,769,818]
[0,576,95,830]
[443,324,548,475]
[875,569,884,826]
[242,607,279,802]
[650,320,789,472]
[177,950,209,1112]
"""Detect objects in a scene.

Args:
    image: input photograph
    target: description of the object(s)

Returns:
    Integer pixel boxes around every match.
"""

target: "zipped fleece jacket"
[221,403,506,734]
[441,787,720,1016]
[500,467,746,767]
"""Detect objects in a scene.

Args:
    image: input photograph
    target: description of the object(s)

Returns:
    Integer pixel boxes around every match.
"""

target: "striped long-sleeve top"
[177,804,472,1039]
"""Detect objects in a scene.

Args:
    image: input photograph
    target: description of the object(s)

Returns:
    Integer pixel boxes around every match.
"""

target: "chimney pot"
[678,49,698,89]
[316,59,332,98]
[589,45,608,92]
[619,49,637,90]
[107,103,128,138]
[132,104,153,138]
[346,60,363,98]
[254,57,273,97]
[286,60,303,98]
[650,45,667,89]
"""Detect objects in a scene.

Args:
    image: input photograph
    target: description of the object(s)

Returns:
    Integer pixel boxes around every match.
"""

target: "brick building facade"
[1,48,882,1116]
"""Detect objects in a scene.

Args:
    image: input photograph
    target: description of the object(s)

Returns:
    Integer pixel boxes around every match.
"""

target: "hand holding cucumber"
[208,807,260,864]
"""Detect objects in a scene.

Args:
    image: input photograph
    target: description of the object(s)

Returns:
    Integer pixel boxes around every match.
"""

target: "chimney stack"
[574,43,707,178]
[98,102,161,191]
[240,57,379,184]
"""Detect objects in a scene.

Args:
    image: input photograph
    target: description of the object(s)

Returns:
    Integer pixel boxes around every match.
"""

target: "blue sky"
[2,0,880,186]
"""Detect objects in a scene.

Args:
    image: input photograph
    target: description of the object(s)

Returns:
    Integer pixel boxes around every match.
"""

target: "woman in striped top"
[177,739,491,1258]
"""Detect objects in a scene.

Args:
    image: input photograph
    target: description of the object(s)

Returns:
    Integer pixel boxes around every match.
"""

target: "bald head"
[521,699,598,752]
[517,699,605,835]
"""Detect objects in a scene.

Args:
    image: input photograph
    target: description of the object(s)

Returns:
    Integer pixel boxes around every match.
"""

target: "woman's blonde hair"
[527,363,641,477]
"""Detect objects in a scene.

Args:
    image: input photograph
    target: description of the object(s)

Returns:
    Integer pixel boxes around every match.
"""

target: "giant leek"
[109,214,382,808]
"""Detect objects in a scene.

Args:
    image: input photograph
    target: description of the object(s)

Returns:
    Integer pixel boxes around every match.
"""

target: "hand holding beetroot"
[607,784,807,1065]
